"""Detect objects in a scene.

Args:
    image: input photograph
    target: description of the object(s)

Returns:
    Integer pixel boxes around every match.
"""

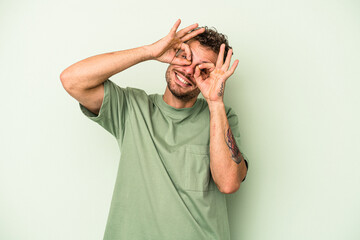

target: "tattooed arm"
[194,44,247,194]
[225,127,242,164]
[207,103,248,194]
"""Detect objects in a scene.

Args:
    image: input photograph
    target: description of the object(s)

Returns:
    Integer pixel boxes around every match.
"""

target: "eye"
[200,68,208,74]
[181,55,187,59]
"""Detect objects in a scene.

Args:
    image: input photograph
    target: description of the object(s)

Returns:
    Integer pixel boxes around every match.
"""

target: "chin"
[165,67,200,102]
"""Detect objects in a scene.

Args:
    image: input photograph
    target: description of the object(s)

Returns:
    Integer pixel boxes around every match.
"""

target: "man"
[60,19,248,240]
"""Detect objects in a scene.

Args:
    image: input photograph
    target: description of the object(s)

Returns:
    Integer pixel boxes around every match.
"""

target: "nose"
[182,63,197,78]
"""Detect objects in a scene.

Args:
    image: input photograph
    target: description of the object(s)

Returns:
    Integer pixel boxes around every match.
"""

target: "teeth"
[176,73,190,85]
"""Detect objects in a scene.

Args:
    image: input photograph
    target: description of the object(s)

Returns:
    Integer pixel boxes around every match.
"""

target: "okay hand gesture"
[194,44,239,103]
[148,19,205,65]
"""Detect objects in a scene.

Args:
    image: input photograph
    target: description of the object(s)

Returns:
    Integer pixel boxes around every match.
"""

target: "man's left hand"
[194,44,239,103]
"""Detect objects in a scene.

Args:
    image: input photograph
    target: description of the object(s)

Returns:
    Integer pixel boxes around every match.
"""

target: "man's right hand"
[146,19,205,65]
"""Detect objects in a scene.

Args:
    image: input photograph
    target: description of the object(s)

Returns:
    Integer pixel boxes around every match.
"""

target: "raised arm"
[194,44,247,194]
[60,19,204,115]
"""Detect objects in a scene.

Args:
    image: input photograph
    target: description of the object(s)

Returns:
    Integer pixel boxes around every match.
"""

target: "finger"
[180,43,192,61]
[177,23,199,38]
[194,65,201,79]
[222,48,233,71]
[194,66,204,85]
[169,19,181,34]
[226,59,239,78]
[198,62,215,72]
[216,44,225,68]
[180,27,205,42]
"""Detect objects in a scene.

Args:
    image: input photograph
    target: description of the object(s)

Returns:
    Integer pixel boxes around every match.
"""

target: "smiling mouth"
[175,72,192,86]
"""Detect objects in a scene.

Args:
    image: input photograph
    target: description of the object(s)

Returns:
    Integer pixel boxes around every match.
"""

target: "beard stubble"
[165,66,200,102]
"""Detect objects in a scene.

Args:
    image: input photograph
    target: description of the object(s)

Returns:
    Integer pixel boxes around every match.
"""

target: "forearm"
[208,102,247,194]
[60,46,153,90]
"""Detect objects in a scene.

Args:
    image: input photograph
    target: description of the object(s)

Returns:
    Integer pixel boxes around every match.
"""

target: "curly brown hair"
[186,26,232,62]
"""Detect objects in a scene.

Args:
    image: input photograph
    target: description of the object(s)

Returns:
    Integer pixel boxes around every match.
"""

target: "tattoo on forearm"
[225,127,242,164]
[217,82,224,97]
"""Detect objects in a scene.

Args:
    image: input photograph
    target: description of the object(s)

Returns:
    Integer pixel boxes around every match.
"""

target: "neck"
[163,88,198,109]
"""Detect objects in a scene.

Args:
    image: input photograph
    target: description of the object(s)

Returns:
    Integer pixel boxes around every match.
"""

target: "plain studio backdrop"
[1,0,359,239]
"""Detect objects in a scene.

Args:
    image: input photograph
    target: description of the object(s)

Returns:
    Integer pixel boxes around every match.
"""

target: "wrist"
[207,100,225,113]
[141,45,156,61]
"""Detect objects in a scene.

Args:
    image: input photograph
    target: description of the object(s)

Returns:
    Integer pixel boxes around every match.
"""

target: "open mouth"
[175,72,192,86]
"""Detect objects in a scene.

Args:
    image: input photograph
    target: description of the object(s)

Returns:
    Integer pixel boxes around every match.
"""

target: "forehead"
[187,40,218,64]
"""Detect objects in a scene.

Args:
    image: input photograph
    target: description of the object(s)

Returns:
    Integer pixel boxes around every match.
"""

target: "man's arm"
[60,19,204,115]
[194,44,247,194]
[208,102,247,194]
[60,47,152,115]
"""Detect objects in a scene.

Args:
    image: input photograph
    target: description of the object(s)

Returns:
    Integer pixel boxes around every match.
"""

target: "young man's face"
[165,40,218,102]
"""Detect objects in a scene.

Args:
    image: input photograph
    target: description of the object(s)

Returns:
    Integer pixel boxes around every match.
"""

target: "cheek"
[166,65,173,75]
[165,67,171,82]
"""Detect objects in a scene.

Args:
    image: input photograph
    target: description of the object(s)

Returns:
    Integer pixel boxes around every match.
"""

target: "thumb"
[194,66,203,87]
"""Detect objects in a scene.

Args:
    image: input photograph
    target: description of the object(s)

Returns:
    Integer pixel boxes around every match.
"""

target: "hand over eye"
[194,44,239,103]
[148,19,204,65]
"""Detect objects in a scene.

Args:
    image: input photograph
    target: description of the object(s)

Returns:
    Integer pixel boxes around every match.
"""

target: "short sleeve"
[79,79,128,141]
[226,107,249,182]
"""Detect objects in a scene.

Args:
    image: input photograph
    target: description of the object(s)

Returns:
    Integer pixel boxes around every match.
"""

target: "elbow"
[219,182,240,194]
[60,70,78,93]
[60,70,71,90]
[60,70,69,89]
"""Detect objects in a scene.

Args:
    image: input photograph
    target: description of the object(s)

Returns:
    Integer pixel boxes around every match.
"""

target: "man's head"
[165,27,232,103]
[187,26,232,62]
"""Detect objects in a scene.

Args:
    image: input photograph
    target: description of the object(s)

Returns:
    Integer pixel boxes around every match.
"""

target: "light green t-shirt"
[80,79,247,240]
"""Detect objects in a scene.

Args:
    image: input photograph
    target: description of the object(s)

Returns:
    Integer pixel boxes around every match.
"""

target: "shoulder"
[105,80,153,110]
[126,86,148,96]
[124,87,154,108]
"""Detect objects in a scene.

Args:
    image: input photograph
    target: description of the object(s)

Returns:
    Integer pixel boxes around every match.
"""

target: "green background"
[1,0,359,239]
